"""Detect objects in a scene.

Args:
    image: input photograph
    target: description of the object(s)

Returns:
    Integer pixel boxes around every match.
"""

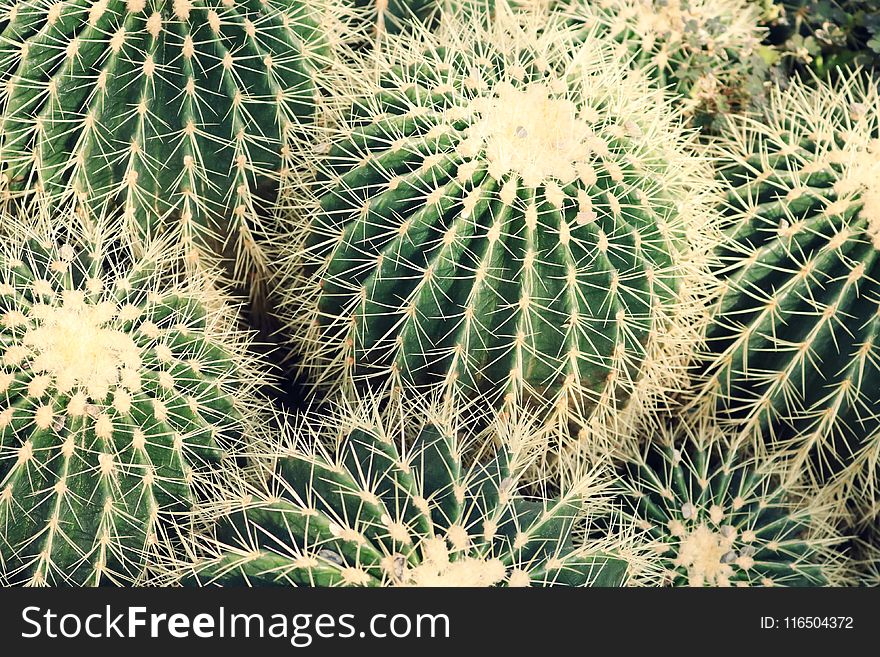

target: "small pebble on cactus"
[703,74,880,518]
[168,396,631,587]
[277,6,719,465]
[0,221,267,586]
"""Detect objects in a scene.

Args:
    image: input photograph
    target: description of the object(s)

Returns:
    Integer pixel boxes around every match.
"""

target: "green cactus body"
[283,9,716,454]
[704,76,880,515]
[0,0,335,291]
[0,228,262,586]
[180,399,628,587]
[620,428,847,586]
[561,0,767,127]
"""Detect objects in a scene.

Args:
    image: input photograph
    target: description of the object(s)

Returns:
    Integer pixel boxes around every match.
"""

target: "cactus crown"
[0,0,342,292]
[171,396,630,587]
[0,221,267,585]
[618,423,849,587]
[278,6,719,464]
[703,74,880,516]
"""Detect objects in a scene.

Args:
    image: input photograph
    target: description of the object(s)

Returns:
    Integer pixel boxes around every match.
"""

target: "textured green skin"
[187,423,627,586]
[0,240,242,586]
[622,439,830,586]
[708,110,880,492]
[306,48,680,412]
[0,0,328,265]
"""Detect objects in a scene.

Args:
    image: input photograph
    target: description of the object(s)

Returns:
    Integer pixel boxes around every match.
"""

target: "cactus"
[0,221,267,586]
[560,0,769,129]
[277,7,718,464]
[170,395,631,586]
[852,525,880,586]
[702,75,880,518]
[0,0,342,298]
[617,422,849,587]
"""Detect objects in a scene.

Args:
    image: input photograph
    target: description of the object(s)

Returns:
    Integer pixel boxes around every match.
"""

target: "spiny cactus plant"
[278,7,719,465]
[560,0,769,129]
[0,0,344,299]
[702,74,880,518]
[168,396,631,586]
[0,221,267,586]
[617,422,849,586]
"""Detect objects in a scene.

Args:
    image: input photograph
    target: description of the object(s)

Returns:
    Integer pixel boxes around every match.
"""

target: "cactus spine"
[0,222,266,585]
[0,0,340,295]
[703,75,880,519]
[171,396,630,587]
[278,7,718,464]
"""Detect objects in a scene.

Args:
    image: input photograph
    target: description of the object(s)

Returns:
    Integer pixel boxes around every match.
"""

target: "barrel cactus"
[559,0,768,129]
[278,7,718,462]
[618,424,849,586]
[703,75,880,517]
[0,0,343,296]
[0,223,266,586]
[172,396,630,586]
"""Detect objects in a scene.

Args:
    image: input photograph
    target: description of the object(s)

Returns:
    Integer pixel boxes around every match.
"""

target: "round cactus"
[170,396,630,587]
[560,0,768,128]
[0,0,342,296]
[278,7,718,460]
[617,424,849,587]
[0,222,267,586]
[703,75,880,517]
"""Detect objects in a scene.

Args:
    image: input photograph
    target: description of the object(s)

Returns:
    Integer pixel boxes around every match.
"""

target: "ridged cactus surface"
[0,225,264,585]
[704,76,880,517]
[0,0,336,290]
[175,398,629,586]
[619,425,847,586]
[280,8,717,457]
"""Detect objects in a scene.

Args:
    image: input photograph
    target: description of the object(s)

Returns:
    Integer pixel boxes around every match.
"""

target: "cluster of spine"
[617,422,849,586]
[168,396,631,587]
[277,6,719,466]
[702,75,880,519]
[560,0,767,127]
[0,0,342,296]
[0,221,266,586]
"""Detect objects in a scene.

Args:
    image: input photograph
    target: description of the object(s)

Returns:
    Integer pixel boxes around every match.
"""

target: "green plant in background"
[0,0,343,301]
[763,1,880,77]
[353,0,439,36]
[560,0,770,130]
[167,395,631,586]
[277,6,719,468]
[616,421,849,586]
[0,221,267,586]
[702,74,880,521]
